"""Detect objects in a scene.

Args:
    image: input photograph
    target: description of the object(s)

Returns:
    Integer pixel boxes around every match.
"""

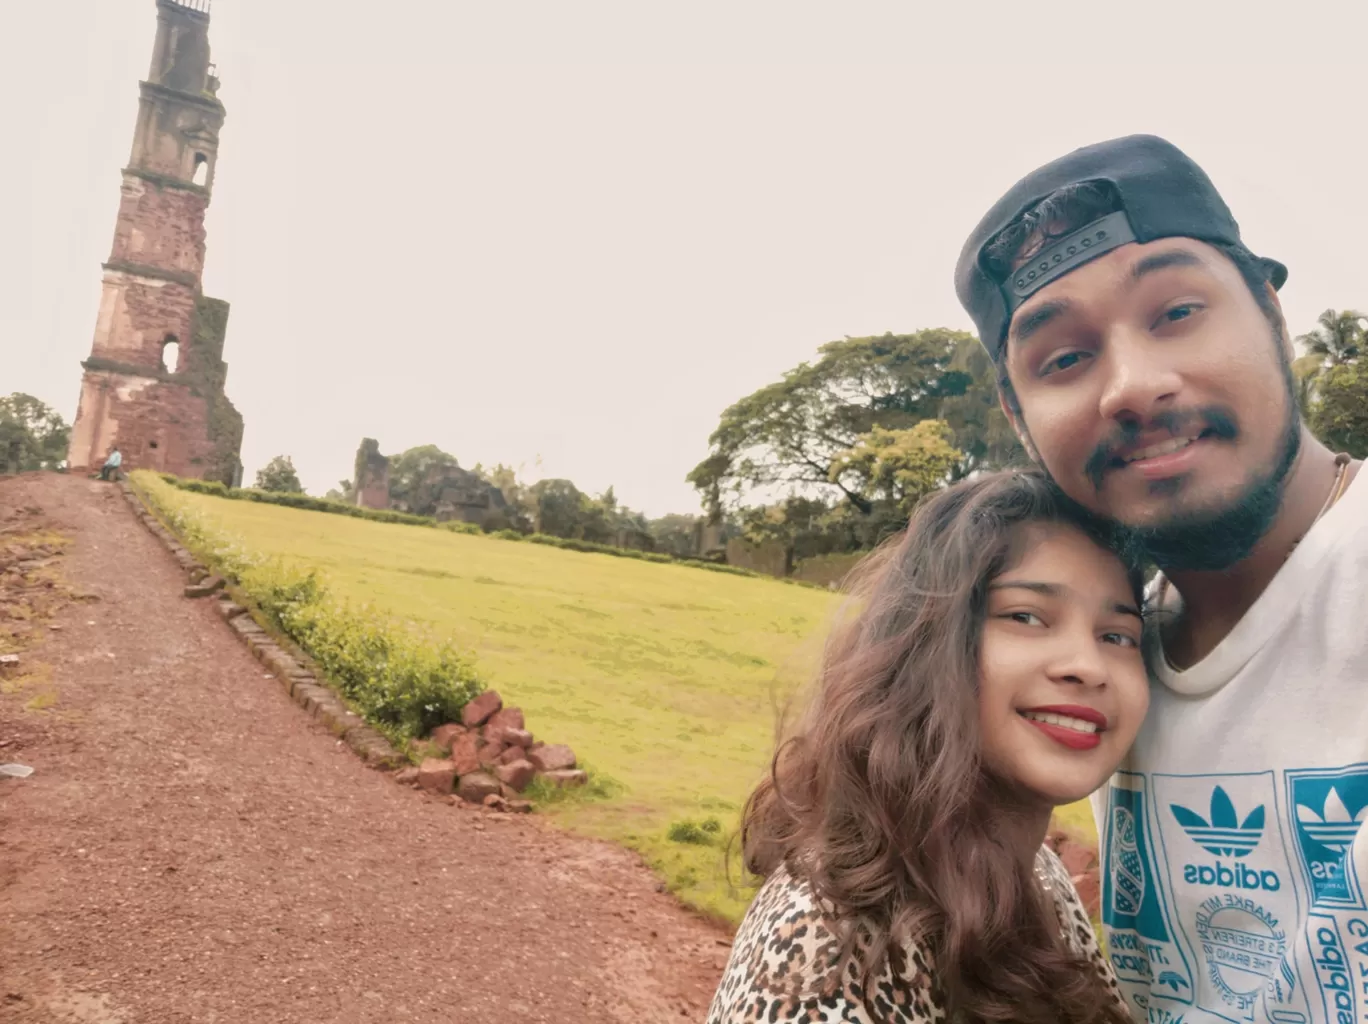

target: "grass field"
[149,482,1099,924]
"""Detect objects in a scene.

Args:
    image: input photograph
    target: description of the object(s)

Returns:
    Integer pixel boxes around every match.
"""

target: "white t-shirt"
[1091,468,1368,1024]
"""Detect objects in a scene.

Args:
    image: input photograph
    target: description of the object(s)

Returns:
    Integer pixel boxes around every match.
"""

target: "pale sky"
[5,0,1365,515]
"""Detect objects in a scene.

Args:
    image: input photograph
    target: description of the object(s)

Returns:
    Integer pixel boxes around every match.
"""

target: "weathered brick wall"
[89,272,197,370]
[69,372,212,476]
[108,175,207,279]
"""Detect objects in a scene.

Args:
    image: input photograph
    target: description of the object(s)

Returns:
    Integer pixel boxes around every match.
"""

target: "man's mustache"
[1084,407,1240,490]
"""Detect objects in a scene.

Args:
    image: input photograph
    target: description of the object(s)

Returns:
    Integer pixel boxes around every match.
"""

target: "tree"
[0,394,70,473]
[1297,309,1366,367]
[935,335,1024,478]
[1309,361,1368,459]
[254,455,304,493]
[829,420,963,518]
[688,329,993,517]
[472,463,534,532]
[526,478,584,537]
[385,445,466,516]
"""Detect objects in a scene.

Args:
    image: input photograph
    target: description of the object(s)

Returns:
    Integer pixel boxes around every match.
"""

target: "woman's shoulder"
[705,865,945,1024]
[1036,845,1126,1005]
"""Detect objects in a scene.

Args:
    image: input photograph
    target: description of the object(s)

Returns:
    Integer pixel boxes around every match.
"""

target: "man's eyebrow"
[1113,602,1143,620]
[1010,300,1071,345]
[1131,248,1204,281]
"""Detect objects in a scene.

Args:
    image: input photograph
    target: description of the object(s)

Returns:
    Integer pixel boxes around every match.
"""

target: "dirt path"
[0,472,729,1024]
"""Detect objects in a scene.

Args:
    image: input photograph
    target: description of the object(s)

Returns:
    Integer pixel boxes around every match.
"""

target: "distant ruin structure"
[67,0,243,484]
[351,439,509,529]
[353,439,392,510]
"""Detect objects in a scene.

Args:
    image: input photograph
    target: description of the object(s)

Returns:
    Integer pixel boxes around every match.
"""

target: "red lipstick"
[1018,704,1107,752]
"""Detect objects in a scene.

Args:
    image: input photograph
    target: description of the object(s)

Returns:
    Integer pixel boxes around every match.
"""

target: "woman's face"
[977,522,1149,808]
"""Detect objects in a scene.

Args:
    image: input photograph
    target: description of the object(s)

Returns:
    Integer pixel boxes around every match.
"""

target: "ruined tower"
[67,0,243,484]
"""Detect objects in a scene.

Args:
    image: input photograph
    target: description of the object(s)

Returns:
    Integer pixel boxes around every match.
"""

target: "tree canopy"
[689,329,1016,523]
[0,394,69,473]
[1294,308,1368,458]
[254,455,304,494]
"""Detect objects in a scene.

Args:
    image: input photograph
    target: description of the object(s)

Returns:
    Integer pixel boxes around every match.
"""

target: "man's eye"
[1103,632,1139,649]
[1162,303,1201,324]
[1040,351,1088,376]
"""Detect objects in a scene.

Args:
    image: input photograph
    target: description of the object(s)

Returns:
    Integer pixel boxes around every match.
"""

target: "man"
[100,446,122,481]
[955,135,1367,1024]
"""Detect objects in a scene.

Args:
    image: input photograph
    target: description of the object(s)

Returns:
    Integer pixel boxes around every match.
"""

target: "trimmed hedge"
[156,473,803,584]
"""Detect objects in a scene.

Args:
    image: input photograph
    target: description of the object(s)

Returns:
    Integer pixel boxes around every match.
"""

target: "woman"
[708,470,1144,1024]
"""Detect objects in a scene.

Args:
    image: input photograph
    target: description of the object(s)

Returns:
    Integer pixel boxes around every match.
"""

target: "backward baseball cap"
[954,134,1286,360]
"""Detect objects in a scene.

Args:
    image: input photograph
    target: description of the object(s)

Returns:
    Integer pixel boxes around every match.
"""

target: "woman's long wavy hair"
[741,469,1140,1024]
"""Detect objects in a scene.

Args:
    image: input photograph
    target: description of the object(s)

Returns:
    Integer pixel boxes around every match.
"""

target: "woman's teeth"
[1124,436,1195,463]
[1020,710,1100,734]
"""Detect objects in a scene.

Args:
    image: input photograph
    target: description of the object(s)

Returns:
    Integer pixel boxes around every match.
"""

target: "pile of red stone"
[397,690,586,812]
[1044,827,1100,916]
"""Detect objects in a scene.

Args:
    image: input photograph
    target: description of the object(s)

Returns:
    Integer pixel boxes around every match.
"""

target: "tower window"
[192,153,209,187]
[161,336,180,374]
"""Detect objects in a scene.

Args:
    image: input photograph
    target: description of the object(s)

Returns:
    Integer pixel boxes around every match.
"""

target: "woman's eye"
[1008,612,1044,626]
[1103,632,1139,648]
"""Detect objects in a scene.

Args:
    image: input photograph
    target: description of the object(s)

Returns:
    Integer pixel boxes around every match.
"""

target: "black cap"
[954,134,1286,358]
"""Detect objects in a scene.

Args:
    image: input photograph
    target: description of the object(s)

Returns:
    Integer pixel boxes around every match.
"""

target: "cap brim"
[1259,256,1288,290]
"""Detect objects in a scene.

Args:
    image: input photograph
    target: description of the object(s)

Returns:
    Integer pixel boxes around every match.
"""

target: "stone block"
[528,744,577,773]
[461,690,503,728]
[417,759,457,794]
[184,576,225,599]
[494,759,536,793]
[429,723,467,753]
[456,771,502,805]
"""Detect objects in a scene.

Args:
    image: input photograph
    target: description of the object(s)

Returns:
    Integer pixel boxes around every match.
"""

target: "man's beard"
[1117,410,1300,572]
[1039,360,1302,574]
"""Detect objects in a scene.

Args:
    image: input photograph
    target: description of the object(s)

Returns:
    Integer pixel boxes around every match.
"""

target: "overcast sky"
[5,0,1365,515]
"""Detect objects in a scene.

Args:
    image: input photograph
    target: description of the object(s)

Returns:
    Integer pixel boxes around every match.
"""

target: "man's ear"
[998,390,1040,463]
[1265,282,1296,362]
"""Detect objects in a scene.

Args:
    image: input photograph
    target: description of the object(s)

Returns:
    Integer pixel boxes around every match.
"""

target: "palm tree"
[1297,309,1367,366]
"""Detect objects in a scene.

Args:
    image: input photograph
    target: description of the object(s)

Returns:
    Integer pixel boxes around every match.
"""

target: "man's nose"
[1097,328,1182,425]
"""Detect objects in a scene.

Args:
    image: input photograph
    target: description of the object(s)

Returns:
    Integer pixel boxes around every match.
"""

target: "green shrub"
[249,561,484,740]
[667,818,722,845]
[442,521,482,535]
[493,529,524,541]
[132,472,486,742]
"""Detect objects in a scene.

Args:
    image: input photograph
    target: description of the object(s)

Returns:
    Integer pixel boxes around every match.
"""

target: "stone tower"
[67,0,243,484]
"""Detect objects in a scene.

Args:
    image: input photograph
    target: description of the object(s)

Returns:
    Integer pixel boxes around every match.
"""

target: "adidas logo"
[1296,787,1368,855]
[1170,786,1264,858]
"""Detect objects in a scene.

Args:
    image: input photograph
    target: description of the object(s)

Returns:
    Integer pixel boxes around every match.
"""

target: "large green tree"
[689,330,978,514]
[0,394,70,473]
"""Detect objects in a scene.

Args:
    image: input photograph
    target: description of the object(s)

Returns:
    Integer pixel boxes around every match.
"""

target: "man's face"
[1003,237,1295,541]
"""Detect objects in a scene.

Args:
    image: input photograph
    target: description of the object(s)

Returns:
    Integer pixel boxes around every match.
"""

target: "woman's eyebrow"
[988,580,1060,596]
[991,580,1142,620]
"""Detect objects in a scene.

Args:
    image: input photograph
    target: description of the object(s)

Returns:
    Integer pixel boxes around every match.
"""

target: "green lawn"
[150,483,1098,924]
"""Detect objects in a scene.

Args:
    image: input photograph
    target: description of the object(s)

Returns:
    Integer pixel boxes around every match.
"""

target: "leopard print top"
[706,846,1123,1023]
